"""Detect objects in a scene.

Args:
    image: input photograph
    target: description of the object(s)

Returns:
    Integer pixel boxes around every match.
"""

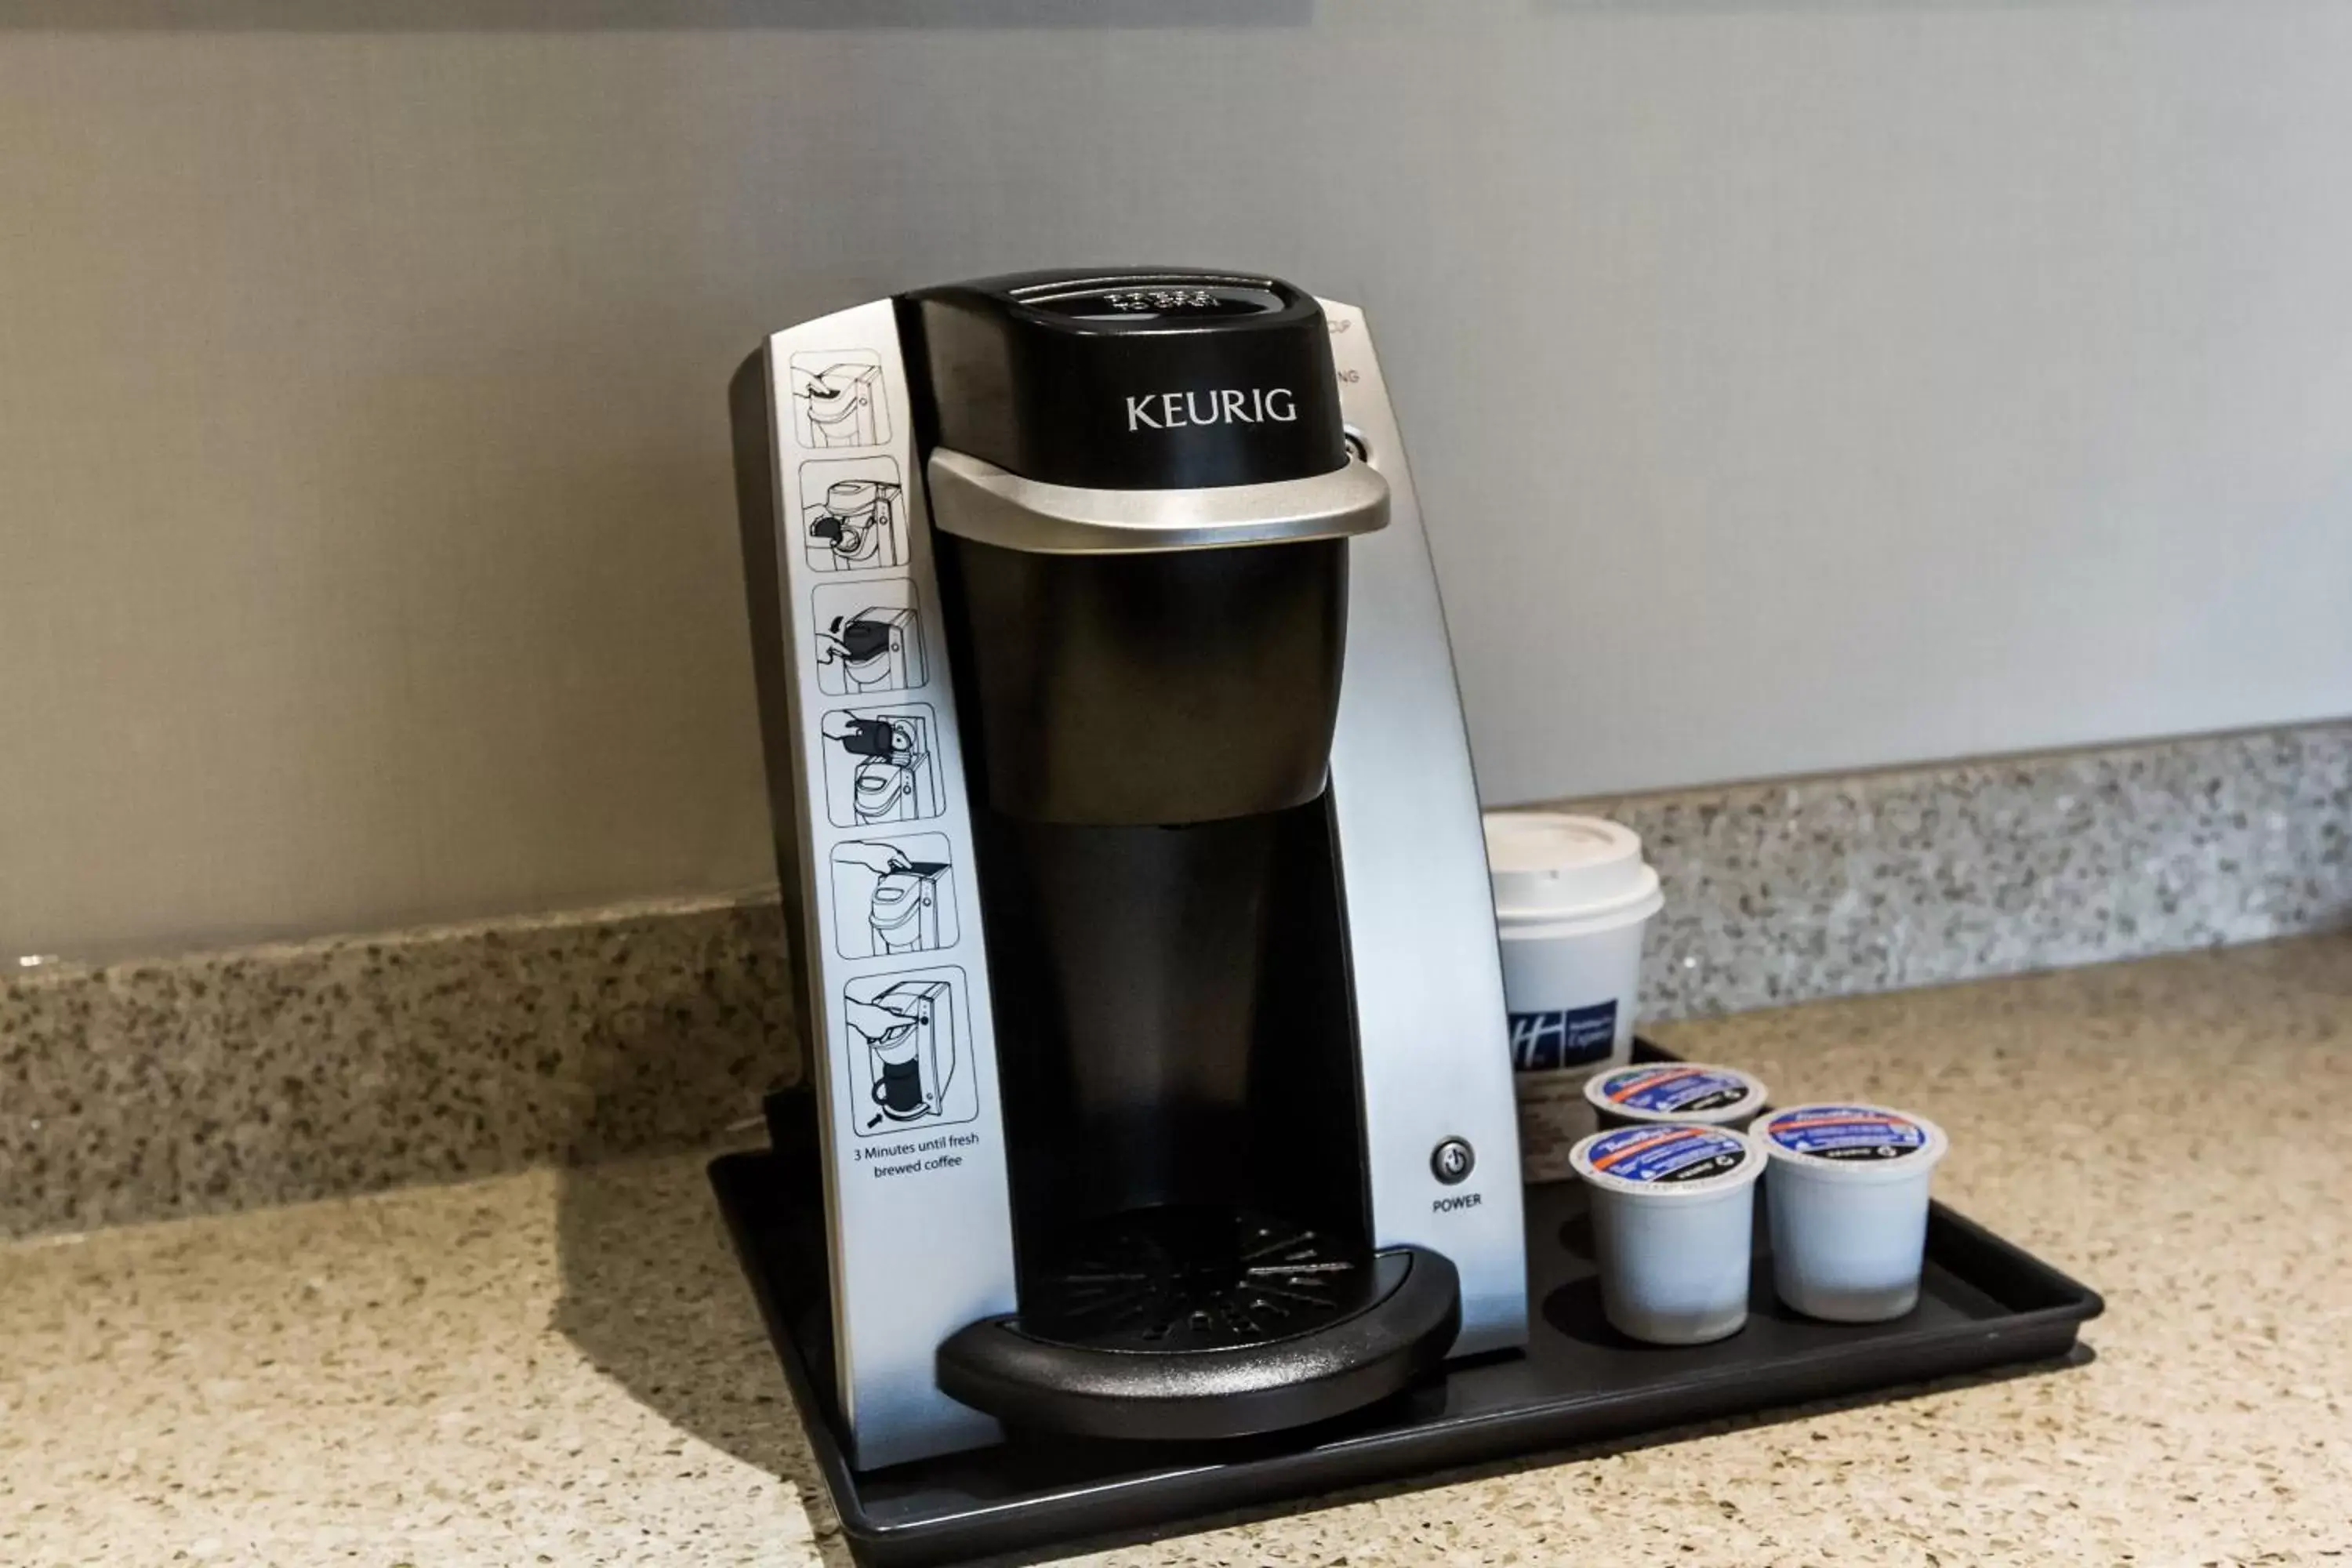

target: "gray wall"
[5,1,2350,959]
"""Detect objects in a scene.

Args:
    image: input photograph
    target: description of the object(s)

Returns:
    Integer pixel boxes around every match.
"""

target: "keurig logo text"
[1123,387,1299,432]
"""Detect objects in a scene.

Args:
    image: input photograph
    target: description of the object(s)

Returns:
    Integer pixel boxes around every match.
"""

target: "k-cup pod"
[1569,1123,1763,1345]
[1484,812,1664,1181]
[1758,1103,1950,1323]
[1584,1062,1769,1131]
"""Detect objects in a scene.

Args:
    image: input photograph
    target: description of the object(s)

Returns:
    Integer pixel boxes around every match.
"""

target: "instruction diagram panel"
[844,966,976,1135]
[789,349,891,448]
[800,457,907,572]
[813,578,926,696]
[818,702,943,826]
[830,833,959,959]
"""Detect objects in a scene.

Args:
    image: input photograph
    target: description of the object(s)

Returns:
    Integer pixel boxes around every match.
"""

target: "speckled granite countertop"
[6,935,2348,1566]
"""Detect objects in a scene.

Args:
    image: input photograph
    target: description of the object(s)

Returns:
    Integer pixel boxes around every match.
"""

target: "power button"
[1431,1138,1475,1185]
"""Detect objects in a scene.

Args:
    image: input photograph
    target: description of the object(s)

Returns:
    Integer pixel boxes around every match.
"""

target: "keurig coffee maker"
[727,268,1526,1472]
[724,272,1524,1476]
[712,268,2107,1568]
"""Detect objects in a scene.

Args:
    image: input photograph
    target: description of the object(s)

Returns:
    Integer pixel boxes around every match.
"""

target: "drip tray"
[936,1208,1461,1441]
[1019,1207,1381,1351]
[711,1072,2101,1567]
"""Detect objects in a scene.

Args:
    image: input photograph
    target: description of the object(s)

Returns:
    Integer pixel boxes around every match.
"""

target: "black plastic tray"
[711,1054,2101,1567]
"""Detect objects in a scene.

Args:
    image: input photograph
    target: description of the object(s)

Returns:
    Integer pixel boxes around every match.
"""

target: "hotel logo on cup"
[1509,1002,1618,1073]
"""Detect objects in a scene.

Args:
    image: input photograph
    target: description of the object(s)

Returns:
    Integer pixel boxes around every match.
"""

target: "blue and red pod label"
[1765,1107,1930,1162]
[1581,1125,1751,1185]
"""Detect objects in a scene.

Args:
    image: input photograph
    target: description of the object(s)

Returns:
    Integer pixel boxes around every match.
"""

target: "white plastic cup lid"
[1569,1123,1763,1199]
[1757,1103,1948,1181]
[1584,1062,1766,1123]
[1483,812,1662,926]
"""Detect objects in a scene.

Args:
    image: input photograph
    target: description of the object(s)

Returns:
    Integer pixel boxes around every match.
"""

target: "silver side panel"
[753,302,1017,1469]
[1321,299,1530,1355]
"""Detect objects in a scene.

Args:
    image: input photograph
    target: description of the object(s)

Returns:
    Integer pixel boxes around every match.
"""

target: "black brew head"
[905,268,1369,826]
[899,269,1349,492]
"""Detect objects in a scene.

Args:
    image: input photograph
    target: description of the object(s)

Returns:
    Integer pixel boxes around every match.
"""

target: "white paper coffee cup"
[1483,812,1664,1181]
